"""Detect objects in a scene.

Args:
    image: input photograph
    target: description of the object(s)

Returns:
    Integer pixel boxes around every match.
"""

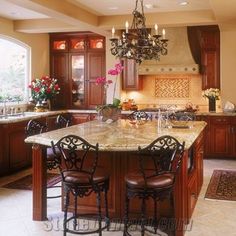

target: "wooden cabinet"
[209,116,231,156]
[201,26,220,89]
[198,115,236,158]
[50,32,105,109]
[122,59,142,90]
[71,113,91,124]
[187,132,204,220]
[187,25,220,89]
[231,118,236,156]
[0,120,32,176]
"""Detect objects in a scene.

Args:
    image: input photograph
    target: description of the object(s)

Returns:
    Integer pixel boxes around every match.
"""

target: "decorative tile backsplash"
[155,76,190,98]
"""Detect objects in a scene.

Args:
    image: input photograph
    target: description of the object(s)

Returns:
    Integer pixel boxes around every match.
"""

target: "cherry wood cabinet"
[122,59,143,90]
[198,115,236,158]
[187,132,204,220]
[187,25,220,89]
[50,32,105,109]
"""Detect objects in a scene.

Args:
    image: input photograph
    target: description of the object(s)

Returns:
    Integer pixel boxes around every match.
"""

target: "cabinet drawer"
[210,116,230,124]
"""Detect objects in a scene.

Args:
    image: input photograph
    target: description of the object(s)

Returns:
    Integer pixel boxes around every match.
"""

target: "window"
[0,35,31,104]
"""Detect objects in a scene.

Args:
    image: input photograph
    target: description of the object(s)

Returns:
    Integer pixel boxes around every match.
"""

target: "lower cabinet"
[0,120,32,176]
[187,131,204,220]
[71,113,91,124]
[198,115,236,158]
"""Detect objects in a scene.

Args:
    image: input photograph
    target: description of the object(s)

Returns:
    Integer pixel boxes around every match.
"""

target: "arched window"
[0,35,31,104]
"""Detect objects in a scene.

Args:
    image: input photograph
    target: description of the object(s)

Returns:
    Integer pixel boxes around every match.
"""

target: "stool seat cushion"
[63,169,109,185]
[125,170,174,189]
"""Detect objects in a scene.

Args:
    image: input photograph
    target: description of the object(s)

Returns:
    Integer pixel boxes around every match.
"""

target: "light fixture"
[110,0,168,64]
[179,1,189,6]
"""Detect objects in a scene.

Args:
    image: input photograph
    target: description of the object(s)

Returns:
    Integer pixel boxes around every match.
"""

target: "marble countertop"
[25,119,206,151]
[1,108,235,124]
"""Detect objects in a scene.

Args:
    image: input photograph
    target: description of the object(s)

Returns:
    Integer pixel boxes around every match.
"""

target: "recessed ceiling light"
[179,1,189,6]
[108,6,118,10]
[145,4,154,9]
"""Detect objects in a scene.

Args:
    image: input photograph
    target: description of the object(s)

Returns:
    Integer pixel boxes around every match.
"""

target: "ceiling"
[1,0,236,34]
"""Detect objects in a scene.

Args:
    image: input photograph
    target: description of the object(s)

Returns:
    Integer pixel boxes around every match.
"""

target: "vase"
[99,107,121,122]
[208,98,216,112]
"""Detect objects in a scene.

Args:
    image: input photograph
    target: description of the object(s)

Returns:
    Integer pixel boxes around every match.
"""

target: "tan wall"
[0,17,49,79]
[220,28,236,106]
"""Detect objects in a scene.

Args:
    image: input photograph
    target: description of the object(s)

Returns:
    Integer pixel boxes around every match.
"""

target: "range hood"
[138,27,199,75]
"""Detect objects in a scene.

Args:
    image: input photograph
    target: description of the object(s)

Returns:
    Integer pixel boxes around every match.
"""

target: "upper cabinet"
[187,25,220,90]
[50,32,105,109]
[122,59,142,91]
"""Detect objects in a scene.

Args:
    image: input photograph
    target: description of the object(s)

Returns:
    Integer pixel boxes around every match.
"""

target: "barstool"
[55,114,72,129]
[123,135,185,236]
[51,135,110,236]
[25,119,61,199]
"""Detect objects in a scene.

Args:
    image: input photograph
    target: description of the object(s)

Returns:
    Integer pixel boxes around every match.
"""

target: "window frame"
[0,34,31,105]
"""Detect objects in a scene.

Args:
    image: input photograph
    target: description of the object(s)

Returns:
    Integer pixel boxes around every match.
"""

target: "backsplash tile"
[155,76,190,98]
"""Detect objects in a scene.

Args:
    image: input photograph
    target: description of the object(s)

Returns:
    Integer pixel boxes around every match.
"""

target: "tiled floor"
[0,159,236,236]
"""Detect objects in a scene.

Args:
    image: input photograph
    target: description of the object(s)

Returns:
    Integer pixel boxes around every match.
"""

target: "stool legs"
[104,187,110,229]
[96,190,102,236]
[73,193,78,230]
[123,192,130,236]
[64,187,70,236]
[141,197,146,236]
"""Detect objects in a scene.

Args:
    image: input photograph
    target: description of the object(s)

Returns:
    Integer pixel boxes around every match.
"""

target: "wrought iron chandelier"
[110,0,168,64]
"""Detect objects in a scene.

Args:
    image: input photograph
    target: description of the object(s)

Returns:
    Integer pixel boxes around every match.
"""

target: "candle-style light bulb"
[162,29,166,39]
[154,24,158,35]
[125,21,129,33]
[112,26,115,38]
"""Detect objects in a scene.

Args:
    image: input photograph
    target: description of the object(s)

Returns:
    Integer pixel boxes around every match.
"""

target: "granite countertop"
[25,119,206,151]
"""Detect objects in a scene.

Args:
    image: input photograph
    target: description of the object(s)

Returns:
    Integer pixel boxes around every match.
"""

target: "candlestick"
[112,26,115,38]
[162,29,166,39]
[125,21,129,33]
[154,24,158,35]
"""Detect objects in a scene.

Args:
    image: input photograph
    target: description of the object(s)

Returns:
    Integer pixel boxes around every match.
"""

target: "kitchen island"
[25,119,206,236]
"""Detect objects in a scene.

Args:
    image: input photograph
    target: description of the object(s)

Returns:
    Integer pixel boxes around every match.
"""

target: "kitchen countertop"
[25,119,206,151]
[1,109,236,124]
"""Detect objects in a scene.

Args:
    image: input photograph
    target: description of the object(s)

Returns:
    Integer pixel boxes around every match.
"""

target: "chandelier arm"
[109,0,168,64]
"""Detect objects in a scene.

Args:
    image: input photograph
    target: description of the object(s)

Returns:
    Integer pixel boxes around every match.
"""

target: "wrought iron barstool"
[123,135,185,236]
[55,114,72,129]
[51,135,110,236]
[26,119,61,199]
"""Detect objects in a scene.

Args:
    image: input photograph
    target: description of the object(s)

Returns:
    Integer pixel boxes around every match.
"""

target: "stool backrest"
[25,119,47,137]
[128,111,150,121]
[55,114,71,129]
[51,135,99,182]
[138,135,185,187]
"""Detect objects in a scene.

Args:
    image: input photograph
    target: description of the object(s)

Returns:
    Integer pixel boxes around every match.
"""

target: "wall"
[220,27,236,106]
[0,17,49,79]
[120,74,222,111]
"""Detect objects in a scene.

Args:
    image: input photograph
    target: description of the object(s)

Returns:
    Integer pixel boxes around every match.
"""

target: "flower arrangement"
[202,88,220,100]
[95,62,123,121]
[96,62,123,110]
[29,76,60,102]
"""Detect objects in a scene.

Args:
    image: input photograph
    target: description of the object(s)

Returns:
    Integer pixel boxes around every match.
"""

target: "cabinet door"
[71,113,90,124]
[210,117,231,157]
[201,49,220,89]
[8,121,31,171]
[50,53,69,109]
[87,52,105,109]
[230,117,236,157]
[122,59,142,90]
[187,174,198,220]
[70,53,86,108]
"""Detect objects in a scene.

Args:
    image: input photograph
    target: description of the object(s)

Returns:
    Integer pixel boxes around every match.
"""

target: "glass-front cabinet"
[71,55,85,107]
[50,32,105,109]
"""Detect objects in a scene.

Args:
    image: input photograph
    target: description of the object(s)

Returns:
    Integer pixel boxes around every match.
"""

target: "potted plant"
[96,62,123,121]
[28,76,60,111]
